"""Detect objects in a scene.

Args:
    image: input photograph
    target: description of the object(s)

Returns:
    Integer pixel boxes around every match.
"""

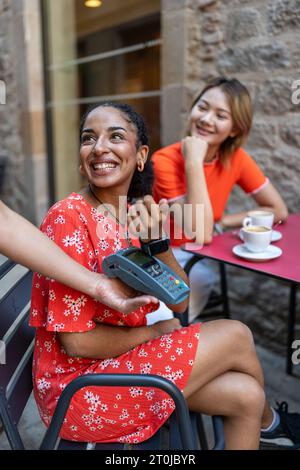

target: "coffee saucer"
[239,229,282,242]
[232,244,282,262]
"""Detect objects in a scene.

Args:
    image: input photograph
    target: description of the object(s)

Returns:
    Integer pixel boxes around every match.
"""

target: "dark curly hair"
[79,102,153,201]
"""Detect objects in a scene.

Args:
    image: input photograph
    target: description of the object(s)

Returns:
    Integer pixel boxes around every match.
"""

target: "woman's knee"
[208,319,258,373]
[191,319,258,380]
[194,319,254,362]
[226,320,255,352]
[224,320,260,372]
[232,376,265,418]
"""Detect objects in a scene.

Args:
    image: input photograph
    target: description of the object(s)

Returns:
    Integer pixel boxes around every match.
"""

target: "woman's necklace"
[88,184,132,246]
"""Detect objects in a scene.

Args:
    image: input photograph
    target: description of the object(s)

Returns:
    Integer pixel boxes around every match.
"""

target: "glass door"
[42,0,161,202]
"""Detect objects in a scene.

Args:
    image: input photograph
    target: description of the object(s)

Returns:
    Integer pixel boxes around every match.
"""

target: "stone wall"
[0,0,48,223]
[162,0,300,353]
[1,0,27,215]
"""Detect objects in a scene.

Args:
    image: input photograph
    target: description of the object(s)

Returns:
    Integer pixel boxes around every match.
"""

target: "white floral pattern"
[30,193,200,444]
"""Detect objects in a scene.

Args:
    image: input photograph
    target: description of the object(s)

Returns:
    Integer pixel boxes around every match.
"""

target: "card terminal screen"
[125,250,155,267]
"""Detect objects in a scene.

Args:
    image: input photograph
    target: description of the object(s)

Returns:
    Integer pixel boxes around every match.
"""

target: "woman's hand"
[181,136,208,165]
[127,195,169,243]
[93,274,159,314]
[150,318,182,339]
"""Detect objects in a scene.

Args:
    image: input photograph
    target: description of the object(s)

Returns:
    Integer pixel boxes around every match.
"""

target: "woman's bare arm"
[0,201,158,313]
[181,137,214,244]
[220,182,289,229]
[59,318,182,359]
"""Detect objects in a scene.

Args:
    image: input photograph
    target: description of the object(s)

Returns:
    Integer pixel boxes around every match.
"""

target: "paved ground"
[0,343,299,450]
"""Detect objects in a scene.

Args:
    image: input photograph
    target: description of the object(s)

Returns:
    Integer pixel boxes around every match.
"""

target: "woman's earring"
[137,161,144,172]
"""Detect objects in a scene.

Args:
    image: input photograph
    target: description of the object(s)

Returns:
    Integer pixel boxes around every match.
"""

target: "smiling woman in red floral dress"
[29,102,273,449]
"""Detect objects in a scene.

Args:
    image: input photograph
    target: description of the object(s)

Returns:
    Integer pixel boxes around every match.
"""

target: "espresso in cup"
[241,225,272,253]
[243,210,274,229]
[244,226,270,233]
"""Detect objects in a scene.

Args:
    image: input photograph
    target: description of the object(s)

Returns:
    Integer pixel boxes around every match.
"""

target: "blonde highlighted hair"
[189,77,253,166]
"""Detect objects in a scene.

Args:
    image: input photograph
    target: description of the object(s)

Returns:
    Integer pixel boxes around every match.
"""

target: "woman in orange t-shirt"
[152,77,288,322]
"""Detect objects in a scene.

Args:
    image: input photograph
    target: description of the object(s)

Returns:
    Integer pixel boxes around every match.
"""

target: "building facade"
[0,0,299,352]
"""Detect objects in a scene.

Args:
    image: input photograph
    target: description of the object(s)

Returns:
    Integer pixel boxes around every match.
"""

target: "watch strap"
[140,238,170,256]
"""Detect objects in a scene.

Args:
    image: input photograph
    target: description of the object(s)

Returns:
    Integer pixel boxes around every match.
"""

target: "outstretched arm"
[0,201,158,313]
[220,182,289,229]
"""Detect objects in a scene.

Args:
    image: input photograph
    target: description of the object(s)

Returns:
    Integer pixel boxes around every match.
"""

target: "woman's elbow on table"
[198,229,213,245]
[194,229,213,246]
[203,232,213,245]
[276,206,289,223]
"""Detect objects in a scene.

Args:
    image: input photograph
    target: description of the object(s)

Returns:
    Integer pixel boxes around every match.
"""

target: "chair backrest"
[41,374,197,451]
[0,256,34,449]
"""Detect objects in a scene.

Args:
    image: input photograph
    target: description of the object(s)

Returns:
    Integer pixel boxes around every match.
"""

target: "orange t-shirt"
[152,142,268,246]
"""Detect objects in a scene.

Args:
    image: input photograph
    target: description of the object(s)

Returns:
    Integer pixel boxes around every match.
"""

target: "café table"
[182,213,300,375]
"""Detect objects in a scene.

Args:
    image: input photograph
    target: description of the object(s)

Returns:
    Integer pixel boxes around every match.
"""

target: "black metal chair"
[0,256,225,451]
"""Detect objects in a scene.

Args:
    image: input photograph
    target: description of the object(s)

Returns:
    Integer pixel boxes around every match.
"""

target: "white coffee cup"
[240,225,272,253]
[243,210,274,229]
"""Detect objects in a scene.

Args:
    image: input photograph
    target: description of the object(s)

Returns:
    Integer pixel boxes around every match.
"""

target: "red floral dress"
[29,193,200,444]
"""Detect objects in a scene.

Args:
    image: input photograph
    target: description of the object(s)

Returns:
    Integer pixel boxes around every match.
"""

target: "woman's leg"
[183,319,273,448]
[184,320,265,394]
[186,371,265,449]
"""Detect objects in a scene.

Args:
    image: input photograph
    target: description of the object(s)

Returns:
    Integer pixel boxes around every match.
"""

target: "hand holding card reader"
[102,247,190,305]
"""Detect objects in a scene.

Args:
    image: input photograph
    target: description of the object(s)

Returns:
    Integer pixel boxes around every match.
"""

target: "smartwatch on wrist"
[140,237,170,256]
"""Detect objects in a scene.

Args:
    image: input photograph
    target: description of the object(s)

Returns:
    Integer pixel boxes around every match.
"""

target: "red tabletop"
[183,213,300,284]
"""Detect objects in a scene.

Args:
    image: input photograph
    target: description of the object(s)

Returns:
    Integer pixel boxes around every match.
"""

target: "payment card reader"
[102,246,190,305]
